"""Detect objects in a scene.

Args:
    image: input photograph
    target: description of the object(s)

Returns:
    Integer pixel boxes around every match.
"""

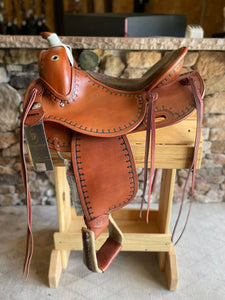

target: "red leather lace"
[20,88,38,278]
[140,91,158,222]
[172,75,204,245]
[140,74,203,243]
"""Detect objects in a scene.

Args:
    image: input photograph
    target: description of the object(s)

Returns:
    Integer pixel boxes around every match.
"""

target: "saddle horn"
[41,32,74,66]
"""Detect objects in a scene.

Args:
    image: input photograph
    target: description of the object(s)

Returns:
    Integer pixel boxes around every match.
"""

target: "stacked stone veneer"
[0,48,224,206]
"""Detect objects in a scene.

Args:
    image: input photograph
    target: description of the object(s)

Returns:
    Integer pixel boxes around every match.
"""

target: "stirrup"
[82,215,123,273]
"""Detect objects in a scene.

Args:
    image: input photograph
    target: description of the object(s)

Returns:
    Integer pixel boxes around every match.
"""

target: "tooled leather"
[38,71,204,153]
[71,133,138,222]
[39,66,147,138]
[155,60,183,88]
[85,215,109,239]
[44,122,72,152]
[23,43,197,146]
[27,70,203,142]
[140,71,205,130]
[35,45,187,138]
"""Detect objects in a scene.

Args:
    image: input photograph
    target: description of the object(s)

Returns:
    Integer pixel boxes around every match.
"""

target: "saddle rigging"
[20,33,204,277]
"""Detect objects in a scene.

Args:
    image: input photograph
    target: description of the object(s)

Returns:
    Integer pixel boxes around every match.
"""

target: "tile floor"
[0,201,225,300]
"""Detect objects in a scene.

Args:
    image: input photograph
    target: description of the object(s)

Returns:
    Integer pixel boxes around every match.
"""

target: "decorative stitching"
[47,137,71,149]
[44,68,145,133]
[75,135,93,218]
[43,68,79,105]
[156,61,183,88]
[46,94,145,135]
[75,135,137,220]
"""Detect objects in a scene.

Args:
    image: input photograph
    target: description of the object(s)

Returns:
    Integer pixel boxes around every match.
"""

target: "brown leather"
[20,32,205,276]
[82,215,123,273]
[71,133,138,238]
[96,238,122,272]
[87,47,187,91]
[24,71,204,154]
[23,43,188,138]
[38,47,72,95]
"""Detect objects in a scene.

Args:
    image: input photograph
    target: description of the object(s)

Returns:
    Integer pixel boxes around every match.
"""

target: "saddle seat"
[87,47,187,91]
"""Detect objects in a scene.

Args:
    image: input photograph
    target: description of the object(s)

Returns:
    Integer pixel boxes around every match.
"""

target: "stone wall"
[0,48,224,206]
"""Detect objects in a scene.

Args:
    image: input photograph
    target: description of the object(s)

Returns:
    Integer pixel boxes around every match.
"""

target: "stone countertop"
[0,35,224,50]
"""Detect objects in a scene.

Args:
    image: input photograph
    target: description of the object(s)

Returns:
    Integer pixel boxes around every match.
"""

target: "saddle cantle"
[20,33,204,277]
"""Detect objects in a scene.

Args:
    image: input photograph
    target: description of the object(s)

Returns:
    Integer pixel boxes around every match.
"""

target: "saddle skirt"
[20,32,204,277]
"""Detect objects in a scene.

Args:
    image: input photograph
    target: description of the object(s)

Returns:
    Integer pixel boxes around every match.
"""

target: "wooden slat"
[54,232,171,252]
[51,143,202,169]
[129,116,198,145]
[50,112,202,169]
[69,209,159,234]
[132,143,202,169]
[54,207,171,252]
[66,208,160,233]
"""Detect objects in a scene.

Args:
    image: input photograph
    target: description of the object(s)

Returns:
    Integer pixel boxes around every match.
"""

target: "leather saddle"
[20,33,204,276]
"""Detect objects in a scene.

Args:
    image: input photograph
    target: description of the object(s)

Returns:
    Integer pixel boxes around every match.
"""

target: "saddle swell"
[20,32,204,277]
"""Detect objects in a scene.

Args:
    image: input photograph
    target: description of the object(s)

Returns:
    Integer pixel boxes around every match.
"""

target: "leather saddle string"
[139,92,158,222]
[151,168,159,194]
[172,76,203,245]
[20,88,38,278]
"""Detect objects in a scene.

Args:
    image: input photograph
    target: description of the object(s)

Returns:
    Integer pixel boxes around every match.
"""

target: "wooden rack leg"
[165,245,178,291]
[48,249,62,288]
[157,169,178,290]
[48,165,72,288]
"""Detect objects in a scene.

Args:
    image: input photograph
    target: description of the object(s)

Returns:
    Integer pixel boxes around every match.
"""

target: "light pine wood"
[48,250,63,288]
[157,169,176,272]
[157,252,166,272]
[54,231,171,252]
[48,111,202,290]
[54,166,71,269]
[158,169,176,234]
[165,245,178,290]
[54,166,71,232]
